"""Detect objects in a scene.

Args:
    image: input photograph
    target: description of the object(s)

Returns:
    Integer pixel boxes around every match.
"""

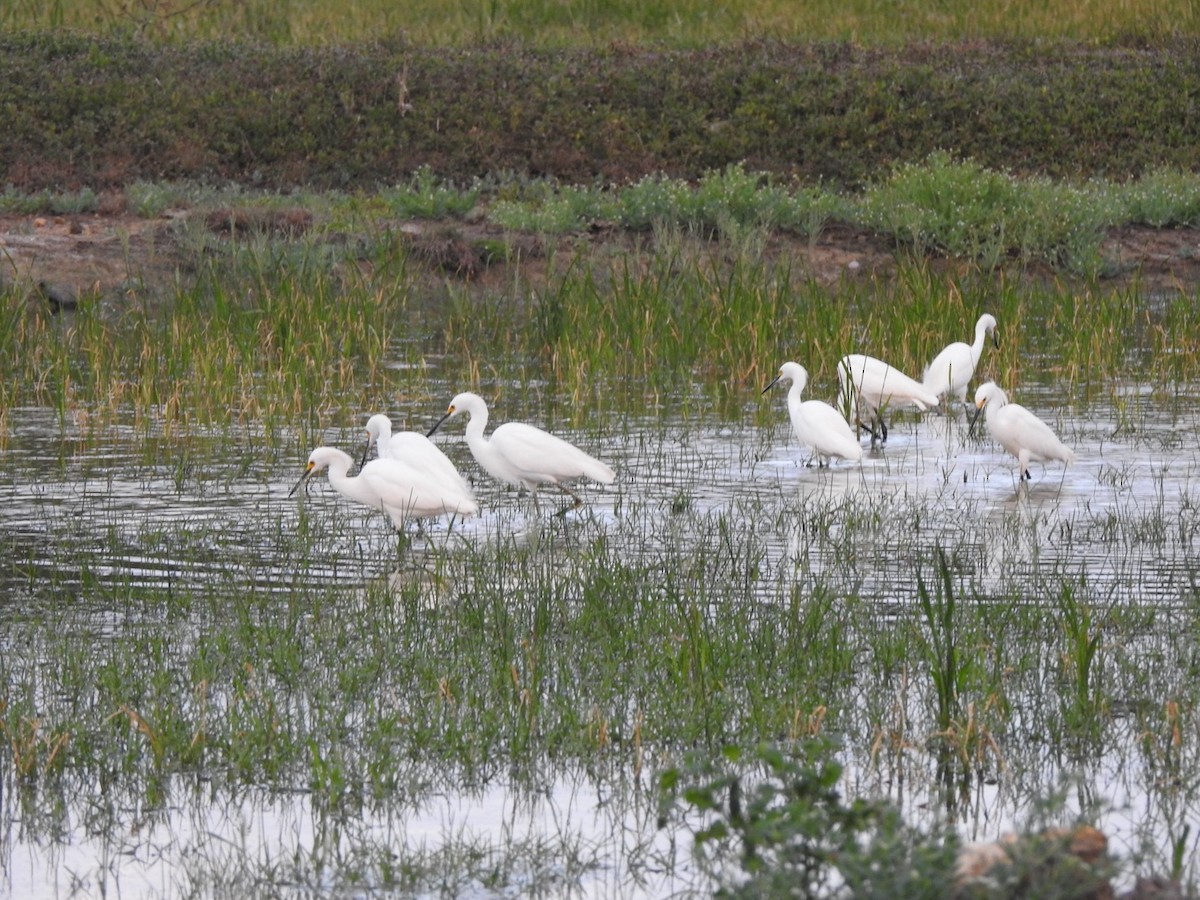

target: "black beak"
[968,401,986,438]
[992,331,1000,349]
[288,462,316,498]
[427,409,453,437]
[761,374,783,395]
[358,434,373,470]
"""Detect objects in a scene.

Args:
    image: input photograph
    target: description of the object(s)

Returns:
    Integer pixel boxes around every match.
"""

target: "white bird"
[289,446,478,530]
[972,382,1075,480]
[360,414,470,495]
[838,353,939,445]
[427,391,615,510]
[924,313,999,407]
[763,362,862,466]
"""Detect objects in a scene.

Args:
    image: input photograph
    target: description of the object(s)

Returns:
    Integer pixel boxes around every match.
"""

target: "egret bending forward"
[838,354,939,446]
[427,392,615,512]
[361,414,470,495]
[763,362,862,466]
[923,313,999,409]
[290,447,478,532]
[972,382,1075,481]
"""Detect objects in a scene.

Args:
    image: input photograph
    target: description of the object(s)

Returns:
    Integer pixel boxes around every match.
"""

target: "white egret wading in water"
[923,313,999,409]
[360,414,470,495]
[290,447,478,533]
[972,382,1075,481]
[763,362,862,466]
[427,391,615,512]
[837,353,939,446]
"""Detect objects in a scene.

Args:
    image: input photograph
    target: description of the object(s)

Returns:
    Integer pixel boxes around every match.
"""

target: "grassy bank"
[2,35,1200,191]
[2,0,1197,46]
[10,146,1200,431]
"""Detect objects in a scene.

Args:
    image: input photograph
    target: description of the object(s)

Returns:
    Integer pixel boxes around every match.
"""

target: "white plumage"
[362,413,470,495]
[427,391,615,509]
[924,313,998,406]
[973,382,1075,480]
[290,446,478,529]
[838,353,939,445]
[764,362,862,466]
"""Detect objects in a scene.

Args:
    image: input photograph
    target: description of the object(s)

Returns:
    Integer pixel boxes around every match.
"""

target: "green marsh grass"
[6,166,1200,891]
[0,186,99,216]
[7,441,1200,889]
[1054,581,1108,735]
[466,158,1200,271]
[4,157,1200,434]
[4,0,1197,45]
[857,153,1114,274]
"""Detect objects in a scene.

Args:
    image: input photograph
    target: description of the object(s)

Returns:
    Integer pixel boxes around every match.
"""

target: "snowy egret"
[360,414,470,495]
[427,391,615,511]
[763,362,863,466]
[972,382,1075,480]
[289,446,478,530]
[923,313,999,408]
[837,354,939,446]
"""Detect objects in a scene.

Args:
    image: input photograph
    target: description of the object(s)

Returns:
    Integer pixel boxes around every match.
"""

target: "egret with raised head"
[427,392,615,512]
[924,313,998,408]
[764,362,862,466]
[361,414,470,495]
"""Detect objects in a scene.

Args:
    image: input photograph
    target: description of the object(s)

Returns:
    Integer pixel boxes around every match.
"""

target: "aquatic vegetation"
[658,742,962,897]
[3,175,1200,894]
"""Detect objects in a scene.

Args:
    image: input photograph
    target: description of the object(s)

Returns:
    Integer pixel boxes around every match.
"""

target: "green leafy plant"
[856,152,1108,272]
[658,741,960,897]
[381,166,480,219]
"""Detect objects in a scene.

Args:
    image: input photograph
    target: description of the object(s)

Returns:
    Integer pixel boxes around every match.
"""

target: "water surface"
[2,383,1199,896]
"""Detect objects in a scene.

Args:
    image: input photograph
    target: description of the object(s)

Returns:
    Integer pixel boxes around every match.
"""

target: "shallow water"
[3,384,1200,896]
[3,769,686,898]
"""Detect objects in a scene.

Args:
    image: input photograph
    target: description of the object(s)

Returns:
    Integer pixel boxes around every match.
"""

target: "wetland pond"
[3,376,1200,896]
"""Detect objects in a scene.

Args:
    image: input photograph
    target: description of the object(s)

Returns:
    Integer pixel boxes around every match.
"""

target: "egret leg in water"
[290,447,479,553]
[763,362,862,467]
[838,354,939,447]
[427,391,615,516]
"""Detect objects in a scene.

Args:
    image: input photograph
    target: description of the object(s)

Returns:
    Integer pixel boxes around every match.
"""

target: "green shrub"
[1116,166,1200,227]
[659,742,960,898]
[855,152,1109,272]
[380,166,479,219]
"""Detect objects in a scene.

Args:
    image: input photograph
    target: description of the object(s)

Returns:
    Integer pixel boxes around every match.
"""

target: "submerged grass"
[4,170,1200,894]
[6,448,1200,889]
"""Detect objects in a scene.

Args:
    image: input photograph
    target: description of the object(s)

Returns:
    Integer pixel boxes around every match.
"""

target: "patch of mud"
[1100,225,1200,293]
[0,212,181,307]
[2,212,1199,311]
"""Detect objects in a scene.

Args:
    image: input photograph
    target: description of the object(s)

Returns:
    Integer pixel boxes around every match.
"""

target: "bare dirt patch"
[4,212,1200,309]
[0,213,180,303]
